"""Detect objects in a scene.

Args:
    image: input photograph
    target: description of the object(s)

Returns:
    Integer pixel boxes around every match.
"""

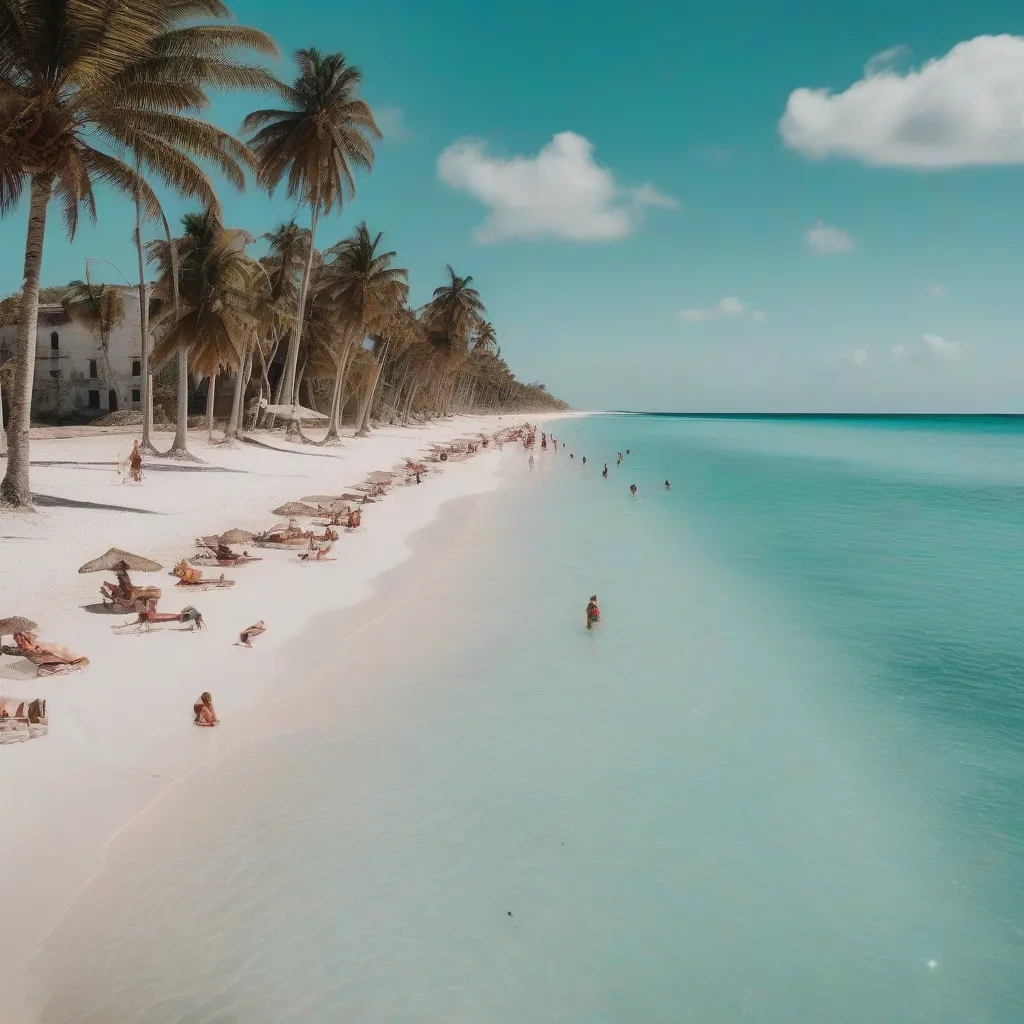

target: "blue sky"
[6,0,1024,411]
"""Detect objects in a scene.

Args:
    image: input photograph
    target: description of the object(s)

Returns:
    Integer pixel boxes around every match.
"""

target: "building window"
[131,388,141,403]
[89,359,98,379]
[49,369,58,378]
[132,359,141,377]
[50,331,59,350]
[87,390,100,409]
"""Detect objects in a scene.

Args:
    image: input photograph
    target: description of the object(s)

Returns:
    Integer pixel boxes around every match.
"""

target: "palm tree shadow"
[32,494,162,514]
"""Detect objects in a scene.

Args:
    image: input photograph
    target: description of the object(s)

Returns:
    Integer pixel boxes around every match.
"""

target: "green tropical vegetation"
[0,0,566,508]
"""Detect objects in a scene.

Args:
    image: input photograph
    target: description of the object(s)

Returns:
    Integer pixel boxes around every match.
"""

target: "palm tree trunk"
[322,357,347,442]
[134,186,156,454]
[206,373,216,441]
[164,231,196,460]
[228,342,253,439]
[280,204,319,431]
[1,174,53,507]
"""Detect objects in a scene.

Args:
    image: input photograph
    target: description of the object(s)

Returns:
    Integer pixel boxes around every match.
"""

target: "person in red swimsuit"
[586,595,601,630]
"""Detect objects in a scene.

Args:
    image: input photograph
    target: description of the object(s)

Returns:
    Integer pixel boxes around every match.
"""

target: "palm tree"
[150,211,256,442]
[422,266,486,357]
[316,223,407,442]
[0,0,279,507]
[62,280,128,381]
[421,266,486,416]
[473,320,497,354]
[243,49,381,432]
[258,220,310,421]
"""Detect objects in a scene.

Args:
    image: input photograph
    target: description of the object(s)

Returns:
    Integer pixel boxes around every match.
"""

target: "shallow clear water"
[35,415,1024,1022]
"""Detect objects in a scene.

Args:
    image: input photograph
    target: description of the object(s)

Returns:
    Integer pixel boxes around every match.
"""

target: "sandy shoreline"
[0,413,582,1000]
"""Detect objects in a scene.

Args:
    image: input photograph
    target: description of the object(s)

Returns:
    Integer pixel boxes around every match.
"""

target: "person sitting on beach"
[586,595,601,631]
[237,621,265,648]
[664,480,671,490]
[194,692,218,727]
[630,484,638,498]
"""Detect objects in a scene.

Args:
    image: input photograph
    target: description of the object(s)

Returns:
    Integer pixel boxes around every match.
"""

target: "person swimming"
[602,463,608,478]
[630,484,638,497]
[626,449,631,455]
[586,595,601,630]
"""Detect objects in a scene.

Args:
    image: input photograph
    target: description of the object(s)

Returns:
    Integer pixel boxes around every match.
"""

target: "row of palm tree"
[0,0,562,509]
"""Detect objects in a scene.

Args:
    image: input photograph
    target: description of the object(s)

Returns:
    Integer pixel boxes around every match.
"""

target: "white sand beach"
[0,414,580,1002]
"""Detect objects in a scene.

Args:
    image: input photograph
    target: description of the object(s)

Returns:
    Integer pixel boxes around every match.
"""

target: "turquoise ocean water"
[34,415,1024,1022]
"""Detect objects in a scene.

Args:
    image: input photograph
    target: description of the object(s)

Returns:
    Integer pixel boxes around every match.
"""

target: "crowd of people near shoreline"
[520,427,673,633]
[1,421,538,743]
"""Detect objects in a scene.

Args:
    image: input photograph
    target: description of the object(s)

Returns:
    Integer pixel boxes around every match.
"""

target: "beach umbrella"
[271,501,321,518]
[78,548,163,574]
[219,528,255,545]
[0,616,38,637]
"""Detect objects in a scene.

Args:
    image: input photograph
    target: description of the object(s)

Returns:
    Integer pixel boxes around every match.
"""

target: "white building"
[0,286,145,419]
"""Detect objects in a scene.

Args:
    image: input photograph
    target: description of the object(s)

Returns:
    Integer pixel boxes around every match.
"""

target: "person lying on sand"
[194,692,218,727]
[237,621,265,648]
[586,595,601,631]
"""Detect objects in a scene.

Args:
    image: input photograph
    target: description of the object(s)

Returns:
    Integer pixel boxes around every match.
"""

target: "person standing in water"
[630,484,638,498]
[602,463,608,478]
[617,452,622,465]
[586,595,601,630]
[582,456,587,467]
[664,480,671,490]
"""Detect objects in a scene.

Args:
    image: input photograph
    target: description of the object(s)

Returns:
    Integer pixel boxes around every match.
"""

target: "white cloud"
[437,131,678,243]
[780,35,1024,168]
[890,343,908,361]
[678,296,764,324]
[863,45,912,78]
[805,219,855,255]
[843,347,869,366]
[929,283,947,297]
[922,333,963,360]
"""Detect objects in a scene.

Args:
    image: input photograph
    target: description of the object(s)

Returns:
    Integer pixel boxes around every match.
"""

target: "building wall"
[0,286,145,418]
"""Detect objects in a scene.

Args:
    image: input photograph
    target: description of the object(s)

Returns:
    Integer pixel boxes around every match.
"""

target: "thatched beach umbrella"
[0,615,38,638]
[271,501,321,518]
[219,528,255,545]
[78,548,163,574]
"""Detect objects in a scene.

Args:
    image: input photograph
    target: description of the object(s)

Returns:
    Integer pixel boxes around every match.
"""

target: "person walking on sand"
[529,454,535,471]
[630,484,638,498]
[586,595,601,630]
